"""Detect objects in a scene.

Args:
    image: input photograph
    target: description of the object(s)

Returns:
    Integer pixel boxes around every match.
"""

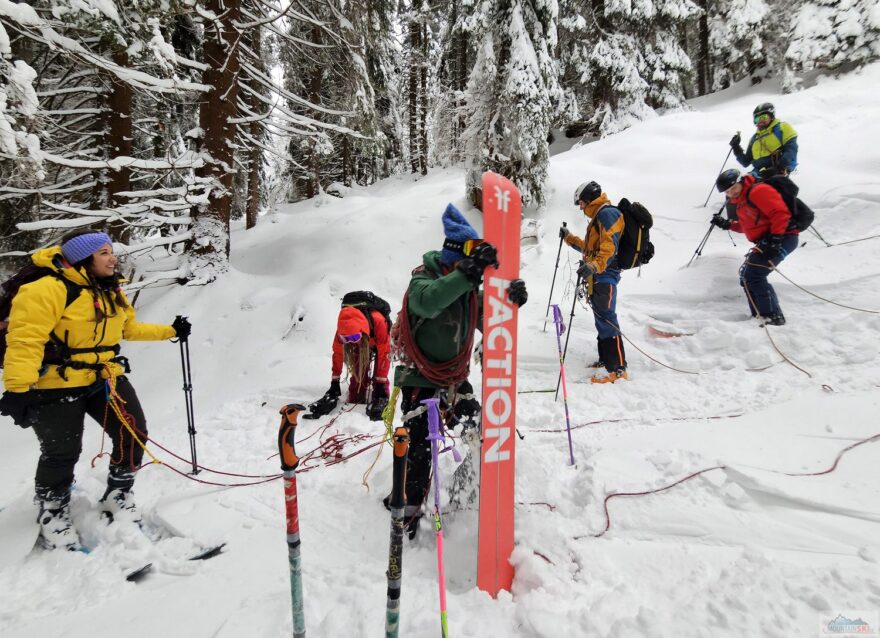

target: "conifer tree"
[463,0,561,208]
[784,0,880,91]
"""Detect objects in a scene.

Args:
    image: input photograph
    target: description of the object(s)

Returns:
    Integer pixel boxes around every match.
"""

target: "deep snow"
[1,64,880,637]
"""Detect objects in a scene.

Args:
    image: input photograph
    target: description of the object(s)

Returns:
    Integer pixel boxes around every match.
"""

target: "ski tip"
[126,563,153,582]
[190,543,226,561]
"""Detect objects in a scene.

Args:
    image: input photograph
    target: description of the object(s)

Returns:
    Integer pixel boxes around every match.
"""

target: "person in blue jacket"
[730,102,798,178]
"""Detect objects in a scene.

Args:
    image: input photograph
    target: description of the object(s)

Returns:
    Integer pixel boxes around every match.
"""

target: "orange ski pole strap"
[279,403,306,472]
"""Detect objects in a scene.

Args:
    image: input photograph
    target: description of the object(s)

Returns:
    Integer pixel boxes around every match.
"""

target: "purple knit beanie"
[61,232,113,265]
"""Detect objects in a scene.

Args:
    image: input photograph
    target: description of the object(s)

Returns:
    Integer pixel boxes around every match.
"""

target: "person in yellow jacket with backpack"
[730,102,798,178]
[0,229,190,551]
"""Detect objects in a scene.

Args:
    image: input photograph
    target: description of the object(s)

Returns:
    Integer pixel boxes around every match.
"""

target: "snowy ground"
[2,64,880,637]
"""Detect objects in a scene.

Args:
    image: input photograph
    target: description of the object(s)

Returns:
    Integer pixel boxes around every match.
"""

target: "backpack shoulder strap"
[773,123,783,145]
[42,271,83,309]
[361,307,375,337]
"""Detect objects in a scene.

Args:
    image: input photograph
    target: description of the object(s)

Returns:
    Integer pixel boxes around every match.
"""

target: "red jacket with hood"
[729,174,799,242]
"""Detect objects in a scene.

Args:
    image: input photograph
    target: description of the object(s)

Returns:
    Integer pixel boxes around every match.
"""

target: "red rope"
[529,413,742,434]
[577,432,880,539]
[397,287,478,387]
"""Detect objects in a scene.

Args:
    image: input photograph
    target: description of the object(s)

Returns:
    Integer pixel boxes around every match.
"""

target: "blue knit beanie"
[61,232,113,265]
[439,203,479,265]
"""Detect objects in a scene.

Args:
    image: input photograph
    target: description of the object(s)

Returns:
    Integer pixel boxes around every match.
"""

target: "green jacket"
[394,251,481,389]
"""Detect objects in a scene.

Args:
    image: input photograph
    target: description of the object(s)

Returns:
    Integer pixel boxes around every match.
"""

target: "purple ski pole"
[423,397,457,638]
[551,305,576,465]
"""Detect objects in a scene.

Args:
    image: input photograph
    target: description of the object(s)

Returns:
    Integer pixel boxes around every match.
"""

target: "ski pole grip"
[422,398,441,440]
[279,403,306,472]
[392,426,410,459]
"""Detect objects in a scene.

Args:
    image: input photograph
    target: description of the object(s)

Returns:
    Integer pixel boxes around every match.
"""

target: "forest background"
[1,0,878,283]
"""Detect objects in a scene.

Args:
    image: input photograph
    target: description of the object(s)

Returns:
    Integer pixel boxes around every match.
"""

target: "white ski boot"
[37,497,83,551]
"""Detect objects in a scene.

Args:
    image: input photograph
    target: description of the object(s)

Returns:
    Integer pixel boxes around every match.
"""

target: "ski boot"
[36,491,82,551]
[101,468,141,525]
[758,313,786,326]
[591,368,628,384]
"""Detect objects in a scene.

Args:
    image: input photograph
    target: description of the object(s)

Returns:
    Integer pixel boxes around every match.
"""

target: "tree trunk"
[106,49,133,242]
[189,0,240,271]
[697,0,710,95]
[419,22,428,176]
[245,27,262,230]
[408,18,420,174]
[454,22,468,163]
[308,24,323,198]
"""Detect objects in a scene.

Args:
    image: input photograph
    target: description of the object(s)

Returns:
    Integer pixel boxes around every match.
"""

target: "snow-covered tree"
[784,0,880,91]
[430,0,473,166]
[700,0,771,92]
[463,0,562,208]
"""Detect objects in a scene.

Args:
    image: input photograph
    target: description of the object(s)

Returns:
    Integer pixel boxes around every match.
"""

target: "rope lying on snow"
[574,431,880,540]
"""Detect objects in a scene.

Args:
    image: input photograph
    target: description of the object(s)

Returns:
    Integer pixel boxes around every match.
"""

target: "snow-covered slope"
[2,65,879,637]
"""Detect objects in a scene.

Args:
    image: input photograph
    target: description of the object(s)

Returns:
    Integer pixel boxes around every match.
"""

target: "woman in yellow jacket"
[0,230,190,550]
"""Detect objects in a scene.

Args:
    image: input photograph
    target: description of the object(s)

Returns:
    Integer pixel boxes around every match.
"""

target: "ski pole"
[543,221,567,332]
[279,403,308,638]
[555,270,583,400]
[702,134,738,207]
[809,225,832,247]
[176,315,198,475]
[686,204,725,267]
[423,398,450,638]
[385,426,410,638]
[686,224,714,268]
[551,306,575,465]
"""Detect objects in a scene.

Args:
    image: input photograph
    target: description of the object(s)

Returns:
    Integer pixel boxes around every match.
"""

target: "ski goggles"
[340,332,362,344]
[442,238,486,256]
[754,113,772,124]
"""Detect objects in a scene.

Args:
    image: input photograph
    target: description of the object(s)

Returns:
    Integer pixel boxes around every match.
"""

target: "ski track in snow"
[2,65,880,637]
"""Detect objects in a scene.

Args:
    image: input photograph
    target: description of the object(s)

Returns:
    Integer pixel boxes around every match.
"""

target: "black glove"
[453,380,480,422]
[760,234,784,262]
[304,389,339,419]
[0,390,33,428]
[729,133,741,150]
[172,316,192,341]
[711,213,732,230]
[327,379,341,399]
[366,395,388,421]
[576,262,597,279]
[559,225,570,240]
[507,279,528,307]
[757,166,779,178]
[456,242,499,284]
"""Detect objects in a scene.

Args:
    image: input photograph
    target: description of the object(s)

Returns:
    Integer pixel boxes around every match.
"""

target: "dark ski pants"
[27,377,147,499]
[399,386,437,515]
[739,234,799,318]
[590,282,627,373]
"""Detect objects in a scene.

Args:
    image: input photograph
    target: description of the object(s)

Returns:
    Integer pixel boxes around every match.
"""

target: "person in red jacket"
[711,168,800,325]
[306,303,391,420]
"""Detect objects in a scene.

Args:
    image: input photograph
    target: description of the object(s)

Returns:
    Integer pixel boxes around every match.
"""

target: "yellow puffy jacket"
[3,247,175,392]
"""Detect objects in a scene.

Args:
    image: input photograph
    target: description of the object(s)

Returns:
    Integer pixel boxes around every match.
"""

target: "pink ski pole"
[552,305,576,465]
[423,397,452,637]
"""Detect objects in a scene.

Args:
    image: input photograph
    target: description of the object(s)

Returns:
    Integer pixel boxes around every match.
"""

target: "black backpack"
[341,291,393,337]
[0,264,82,368]
[615,199,655,270]
[746,174,814,232]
